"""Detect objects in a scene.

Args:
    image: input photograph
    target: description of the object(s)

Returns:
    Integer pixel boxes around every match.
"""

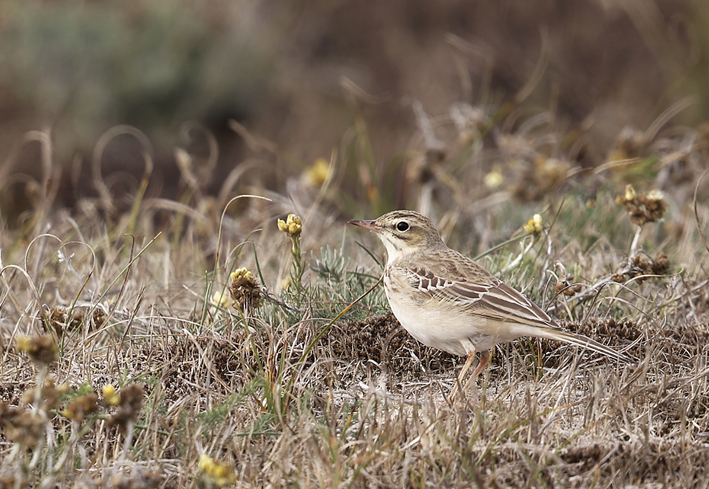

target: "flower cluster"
[511,156,571,202]
[45,305,107,336]
[16,335,58,366]
[102,384,120,406]
[211,291,232,309]
[106,383,144,434]
[554,275,583,296]
[305,158,330,187]
[228,267,261,311]
[278,214,304,290]
[0,401,44,448]
[612,252,670,284]
[199,454,236,487]
[523,214,543,235]
[484,169,503,189]
[61,393,98,423]
[615,184,667,226]
[277,214,302,237]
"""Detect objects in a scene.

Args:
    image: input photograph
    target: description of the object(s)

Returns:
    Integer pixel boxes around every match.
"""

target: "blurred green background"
[0,0,707,214]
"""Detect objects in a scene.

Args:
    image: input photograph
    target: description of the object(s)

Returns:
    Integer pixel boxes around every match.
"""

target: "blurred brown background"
[1,0,707,218]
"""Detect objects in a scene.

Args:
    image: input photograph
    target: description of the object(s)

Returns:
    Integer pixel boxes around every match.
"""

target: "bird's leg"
[464,350,490,391]
[449,350,477,402]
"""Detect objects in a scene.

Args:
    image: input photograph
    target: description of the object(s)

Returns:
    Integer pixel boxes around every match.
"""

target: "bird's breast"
[384,271,495,356]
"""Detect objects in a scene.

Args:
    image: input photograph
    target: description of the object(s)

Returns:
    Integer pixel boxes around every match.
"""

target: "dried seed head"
[109,466,163,488]
[16,335,58,366]
[555,275,582,296]
[612,273,626,283]
[0,401,44,448]
[652,252,670,275]
[554,281,566,294]
[511,155,572,201]
[107,383,144,434]
[229,267,261,312]
[611,126,646,160]
[47,306,68,336]
[21,377,65,411]
[61,393,98,423]
[615,186,667,226]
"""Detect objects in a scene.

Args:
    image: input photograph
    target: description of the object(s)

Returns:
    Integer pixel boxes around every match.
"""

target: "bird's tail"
[509,324,632,363]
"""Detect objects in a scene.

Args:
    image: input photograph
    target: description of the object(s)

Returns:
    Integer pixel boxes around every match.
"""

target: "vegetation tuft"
[1,93,709,487]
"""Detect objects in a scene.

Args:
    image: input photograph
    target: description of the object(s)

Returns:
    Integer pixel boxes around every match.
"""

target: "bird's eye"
[396,221,410,232]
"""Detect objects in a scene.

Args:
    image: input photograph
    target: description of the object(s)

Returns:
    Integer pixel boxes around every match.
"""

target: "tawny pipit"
[350,210,630,397]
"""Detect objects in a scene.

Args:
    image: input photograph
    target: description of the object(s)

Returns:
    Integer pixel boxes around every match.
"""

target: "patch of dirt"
[328,312,458,377]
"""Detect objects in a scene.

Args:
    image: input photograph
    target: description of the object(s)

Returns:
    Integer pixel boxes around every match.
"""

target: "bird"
[349,210,631,399]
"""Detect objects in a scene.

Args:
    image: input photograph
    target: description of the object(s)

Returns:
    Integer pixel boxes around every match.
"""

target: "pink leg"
[472,350,491,379]
[464,350,490,391]
[449,350,477,402]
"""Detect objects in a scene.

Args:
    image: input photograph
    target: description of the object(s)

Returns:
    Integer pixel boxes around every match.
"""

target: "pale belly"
[385,283,496,356]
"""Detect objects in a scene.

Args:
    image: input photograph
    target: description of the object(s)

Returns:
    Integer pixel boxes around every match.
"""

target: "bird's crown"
[375,210,438,239]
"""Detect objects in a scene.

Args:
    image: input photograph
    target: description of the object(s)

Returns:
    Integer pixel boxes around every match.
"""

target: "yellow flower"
[305,158,330,187]
[278,214,302,237]
[280,276,292,290]
[647,189,664,201]
[624,184,636,201]
[230,267,253,281]
[199,454,214,472]
[523,214,543,234]
[533,214,543,231]
[484,169,503,189]
[102,385,120,406]
[199,454,236,487]
[211,291,231,309]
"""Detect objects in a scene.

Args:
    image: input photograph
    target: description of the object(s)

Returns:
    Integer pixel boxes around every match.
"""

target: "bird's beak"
[348,219,380,233]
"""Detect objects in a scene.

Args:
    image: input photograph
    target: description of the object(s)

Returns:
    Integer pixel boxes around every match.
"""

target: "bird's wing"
[403,263,632,361]
[404,264,631,361]
[407,265,552,327]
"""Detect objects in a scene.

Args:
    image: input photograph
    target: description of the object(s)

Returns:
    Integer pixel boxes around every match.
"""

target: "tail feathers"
[509,324,632,363]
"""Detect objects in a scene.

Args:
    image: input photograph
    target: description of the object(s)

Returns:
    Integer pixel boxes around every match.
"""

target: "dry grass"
[1,100,709,488]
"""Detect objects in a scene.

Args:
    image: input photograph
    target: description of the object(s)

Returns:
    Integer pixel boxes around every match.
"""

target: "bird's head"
[349,210,444,263]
